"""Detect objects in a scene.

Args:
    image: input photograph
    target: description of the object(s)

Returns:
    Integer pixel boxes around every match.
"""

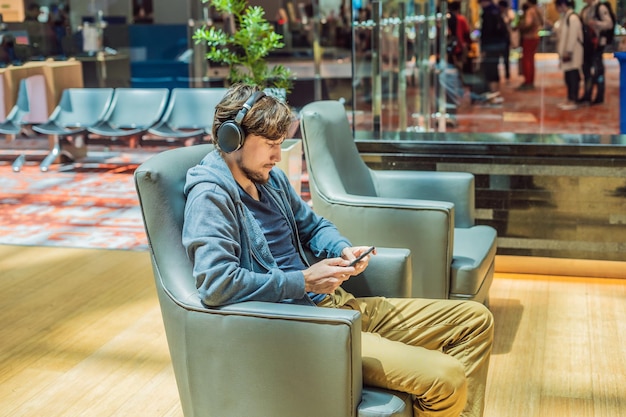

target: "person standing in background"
[498,0,516,80]
[448,0,472,75]
[579,0,614,105]
[554,0,584,110]
[477,0,508,103]
[24,2,41,22]
[517,0,543,90]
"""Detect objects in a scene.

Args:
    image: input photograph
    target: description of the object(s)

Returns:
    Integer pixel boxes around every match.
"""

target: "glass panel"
[350,0,455,135]
[9,0,619,142]
[348,0,624,141]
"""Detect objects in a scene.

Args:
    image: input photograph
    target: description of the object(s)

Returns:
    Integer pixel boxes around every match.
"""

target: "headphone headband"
[234,91,266,124]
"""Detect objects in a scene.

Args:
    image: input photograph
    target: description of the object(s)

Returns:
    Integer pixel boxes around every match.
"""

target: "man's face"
[234,134,284,184]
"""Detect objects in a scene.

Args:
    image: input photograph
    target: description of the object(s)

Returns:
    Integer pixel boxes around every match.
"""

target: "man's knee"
[466,300,494,336]
[433,358,467,395]
[414,358,467,415]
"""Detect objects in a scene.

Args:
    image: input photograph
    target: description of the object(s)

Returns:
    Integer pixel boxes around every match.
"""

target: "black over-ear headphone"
[216,90,266,153]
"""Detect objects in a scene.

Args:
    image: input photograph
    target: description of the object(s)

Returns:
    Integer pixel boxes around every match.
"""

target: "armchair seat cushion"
[450,226,498,299]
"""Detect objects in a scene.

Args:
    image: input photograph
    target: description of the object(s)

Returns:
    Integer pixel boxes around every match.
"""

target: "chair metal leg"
[40,135,61,172]
[12,154,26,172]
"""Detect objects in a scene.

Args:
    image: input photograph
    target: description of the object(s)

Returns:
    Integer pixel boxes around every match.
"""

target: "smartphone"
[348,246,375,267]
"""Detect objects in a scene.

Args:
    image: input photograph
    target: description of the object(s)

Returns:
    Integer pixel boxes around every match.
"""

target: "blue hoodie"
[182,149,352,307]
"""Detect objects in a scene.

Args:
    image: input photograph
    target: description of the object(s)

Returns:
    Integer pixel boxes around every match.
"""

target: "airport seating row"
[1,85,228,172]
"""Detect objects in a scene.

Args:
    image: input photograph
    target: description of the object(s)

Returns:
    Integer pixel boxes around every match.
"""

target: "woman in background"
[517,0,543,90]
[554,0,583,110]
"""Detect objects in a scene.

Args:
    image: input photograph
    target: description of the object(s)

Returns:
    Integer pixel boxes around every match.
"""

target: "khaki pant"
[319,288,494,417]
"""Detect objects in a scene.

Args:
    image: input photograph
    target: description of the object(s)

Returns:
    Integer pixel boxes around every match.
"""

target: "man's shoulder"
[184,152,237,198]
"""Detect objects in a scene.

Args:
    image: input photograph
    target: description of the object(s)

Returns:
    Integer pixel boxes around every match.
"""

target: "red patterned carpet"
[0,164,148,251]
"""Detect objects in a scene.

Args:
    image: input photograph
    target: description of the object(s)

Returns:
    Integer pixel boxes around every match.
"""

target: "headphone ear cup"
[216,121,245,153]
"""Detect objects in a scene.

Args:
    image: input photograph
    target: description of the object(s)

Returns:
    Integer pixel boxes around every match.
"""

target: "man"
[448,0,472,74]
[498,0,516,80]
[477,0,507,104]
[517,0,543,90]
[182,83,494,417]
[440,1,472,123]
[579,0,614,105]
[24,2,41,22]
[554,0,584,110]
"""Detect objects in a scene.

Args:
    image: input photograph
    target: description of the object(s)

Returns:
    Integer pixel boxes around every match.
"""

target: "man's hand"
[302,247,376,294]
[341,246,376,275]
[303,258,354,294]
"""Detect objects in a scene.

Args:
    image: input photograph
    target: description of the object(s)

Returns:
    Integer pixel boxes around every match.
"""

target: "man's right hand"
[303,258,355,294]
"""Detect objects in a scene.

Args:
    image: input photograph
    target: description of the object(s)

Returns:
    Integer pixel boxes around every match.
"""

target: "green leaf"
[198,0,293,93]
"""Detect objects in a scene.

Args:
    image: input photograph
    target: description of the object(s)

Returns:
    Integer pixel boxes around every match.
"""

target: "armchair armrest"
[371,170,475,227]
[343,247,412,298]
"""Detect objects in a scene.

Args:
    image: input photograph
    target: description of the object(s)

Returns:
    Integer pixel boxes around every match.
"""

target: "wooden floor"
[1,245,625,417]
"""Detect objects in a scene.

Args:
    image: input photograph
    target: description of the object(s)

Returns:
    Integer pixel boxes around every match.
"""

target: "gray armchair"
[134,143,414,417]
[299,101,497,303]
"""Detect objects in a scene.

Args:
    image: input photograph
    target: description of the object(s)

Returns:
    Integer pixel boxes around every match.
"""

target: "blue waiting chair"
[0,75,48,137]
[34,88,114,137]
[32,88,114,171]
[87,88,170,146]
[145,88,227,144]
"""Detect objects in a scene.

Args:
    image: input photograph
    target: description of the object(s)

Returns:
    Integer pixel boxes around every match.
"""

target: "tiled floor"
[452,53,620,135]
[346,53,621,136]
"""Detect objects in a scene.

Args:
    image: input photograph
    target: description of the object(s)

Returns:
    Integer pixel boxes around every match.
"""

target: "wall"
[358,139,626,263]
[153,0,188,24]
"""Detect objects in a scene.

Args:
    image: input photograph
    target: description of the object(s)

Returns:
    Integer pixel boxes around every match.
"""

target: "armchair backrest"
[299,100,377,198]
[134,143,213,309]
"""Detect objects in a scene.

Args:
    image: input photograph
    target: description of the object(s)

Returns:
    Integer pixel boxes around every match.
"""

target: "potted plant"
[194,0,293,94]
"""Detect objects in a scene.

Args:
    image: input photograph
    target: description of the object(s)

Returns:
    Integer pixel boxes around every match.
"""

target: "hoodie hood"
[184,150,240,201]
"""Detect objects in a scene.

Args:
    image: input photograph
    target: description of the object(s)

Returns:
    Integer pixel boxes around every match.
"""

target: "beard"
[239,160,270,185]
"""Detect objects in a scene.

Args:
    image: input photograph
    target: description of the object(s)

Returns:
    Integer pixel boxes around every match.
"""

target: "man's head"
[554,0,572,12]
[26,2,41,20]
[213,84,293,154]
[448,1,462,13]
[213,83,294,185]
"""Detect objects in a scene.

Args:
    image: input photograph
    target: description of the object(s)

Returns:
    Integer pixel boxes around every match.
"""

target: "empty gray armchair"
[134,143,414,417]
[299,101,497,303]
